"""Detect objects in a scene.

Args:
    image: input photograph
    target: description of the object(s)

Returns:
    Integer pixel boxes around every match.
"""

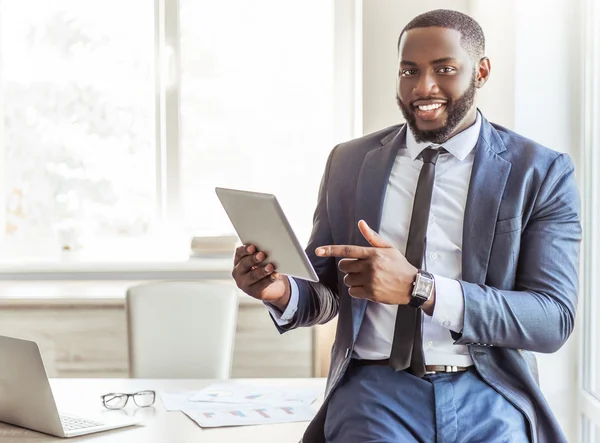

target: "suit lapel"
[462,118,511,283]
[351,125,405,340]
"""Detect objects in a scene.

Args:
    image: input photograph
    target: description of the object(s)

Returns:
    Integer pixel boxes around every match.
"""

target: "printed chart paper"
[160,382,323,428]
[159,391,233,412]
[183,404,317,427]
[188,383,320,405]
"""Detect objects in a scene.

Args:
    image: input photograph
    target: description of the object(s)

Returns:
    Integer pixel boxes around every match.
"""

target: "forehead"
[399,27,469,63]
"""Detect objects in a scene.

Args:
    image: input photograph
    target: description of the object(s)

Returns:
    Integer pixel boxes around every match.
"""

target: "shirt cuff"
[264,276,299,326]
[431,274,465,333]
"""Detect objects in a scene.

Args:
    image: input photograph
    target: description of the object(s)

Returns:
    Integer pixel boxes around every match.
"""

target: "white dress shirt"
[268,113,482,367]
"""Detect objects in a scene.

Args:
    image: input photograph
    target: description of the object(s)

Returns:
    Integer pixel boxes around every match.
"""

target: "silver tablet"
[215,187,318,282]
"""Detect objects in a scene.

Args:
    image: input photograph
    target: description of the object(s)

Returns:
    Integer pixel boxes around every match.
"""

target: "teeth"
[417,103,443,111]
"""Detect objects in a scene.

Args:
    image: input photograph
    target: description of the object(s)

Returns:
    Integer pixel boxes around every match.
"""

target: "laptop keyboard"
[60,414,104,431]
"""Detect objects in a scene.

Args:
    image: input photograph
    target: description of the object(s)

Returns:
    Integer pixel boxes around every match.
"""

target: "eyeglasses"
[101,390,156,410]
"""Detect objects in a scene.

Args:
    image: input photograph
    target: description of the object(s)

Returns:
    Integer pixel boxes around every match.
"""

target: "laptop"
[0,335,140,437]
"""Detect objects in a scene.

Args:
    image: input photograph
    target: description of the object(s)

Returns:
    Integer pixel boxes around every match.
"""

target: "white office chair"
[126,281,239,379]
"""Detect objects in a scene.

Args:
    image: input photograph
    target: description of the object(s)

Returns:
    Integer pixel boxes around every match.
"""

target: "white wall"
[359,1,583,440]
[467,0,516,129]
[510,1,583,440]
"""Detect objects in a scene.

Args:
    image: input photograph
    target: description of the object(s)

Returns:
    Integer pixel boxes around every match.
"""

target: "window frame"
[0,0,5,244]
[0,0,185,257]
[155,0,182,224]
[580,0,600,437]
[0,0,165,262]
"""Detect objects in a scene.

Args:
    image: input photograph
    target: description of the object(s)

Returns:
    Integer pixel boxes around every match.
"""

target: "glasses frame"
[100,390,156,409]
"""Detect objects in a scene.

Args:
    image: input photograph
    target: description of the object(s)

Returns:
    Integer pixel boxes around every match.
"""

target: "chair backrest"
[126,281,239,379]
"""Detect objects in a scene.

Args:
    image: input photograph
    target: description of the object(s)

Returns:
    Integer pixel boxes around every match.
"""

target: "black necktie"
[389,147,443,376]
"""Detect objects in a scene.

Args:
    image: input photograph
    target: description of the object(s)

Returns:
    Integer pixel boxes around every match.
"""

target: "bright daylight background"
[0,0,333,262]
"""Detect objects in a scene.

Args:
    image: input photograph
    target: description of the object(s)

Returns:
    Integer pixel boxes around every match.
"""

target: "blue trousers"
[324,364,529,443]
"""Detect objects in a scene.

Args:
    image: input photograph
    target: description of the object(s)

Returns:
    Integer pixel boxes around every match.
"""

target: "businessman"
[231,9,581,443]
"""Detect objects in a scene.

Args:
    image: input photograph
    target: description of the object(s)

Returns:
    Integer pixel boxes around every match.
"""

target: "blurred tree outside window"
[1,0,155,260]
[0,0,333,262]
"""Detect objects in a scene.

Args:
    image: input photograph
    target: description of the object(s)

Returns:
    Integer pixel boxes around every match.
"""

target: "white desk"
[0,378,326,442]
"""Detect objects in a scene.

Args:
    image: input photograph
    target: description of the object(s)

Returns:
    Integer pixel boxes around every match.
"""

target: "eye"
[437,67,456,74]
[400,69,418,77]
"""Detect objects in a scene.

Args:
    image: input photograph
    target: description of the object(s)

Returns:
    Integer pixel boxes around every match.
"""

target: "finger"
[358,220,392,248]
[338,258,361,273]
[343,272,363,288]
[243,262,276,286]
[348,286,369,299]
[237,251,268,273]
[234,244,256,266]
[315,245,373,259]
[248,272,279,296]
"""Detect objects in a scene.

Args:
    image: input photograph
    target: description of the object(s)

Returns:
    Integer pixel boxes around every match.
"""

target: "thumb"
[358,220,392,248]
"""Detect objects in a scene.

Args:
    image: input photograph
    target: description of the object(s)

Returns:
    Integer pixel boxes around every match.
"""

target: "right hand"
[231,244,291,310]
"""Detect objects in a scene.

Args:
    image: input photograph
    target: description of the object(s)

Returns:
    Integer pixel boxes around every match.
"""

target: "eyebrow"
[400,57,459,66]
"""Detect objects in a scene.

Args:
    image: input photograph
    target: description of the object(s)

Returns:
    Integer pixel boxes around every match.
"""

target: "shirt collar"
[405,111,482,161]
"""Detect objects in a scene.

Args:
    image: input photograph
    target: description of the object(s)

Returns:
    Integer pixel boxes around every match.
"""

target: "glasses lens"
[133,391,155,407]
[103,394,128,409]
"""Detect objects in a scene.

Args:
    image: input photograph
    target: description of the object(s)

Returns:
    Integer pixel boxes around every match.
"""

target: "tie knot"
[420,147,445,165]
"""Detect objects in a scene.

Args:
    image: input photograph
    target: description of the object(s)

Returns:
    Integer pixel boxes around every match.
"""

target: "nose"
[413,72,439,98]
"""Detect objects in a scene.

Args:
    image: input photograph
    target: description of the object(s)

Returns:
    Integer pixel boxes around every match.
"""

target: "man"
[231,9,581,443]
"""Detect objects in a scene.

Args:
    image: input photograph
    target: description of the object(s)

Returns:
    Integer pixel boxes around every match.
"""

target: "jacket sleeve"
[271,147,341,333]
[454,153,582,353]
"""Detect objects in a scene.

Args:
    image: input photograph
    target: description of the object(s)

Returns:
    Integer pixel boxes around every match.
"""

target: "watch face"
[411,271,434,308]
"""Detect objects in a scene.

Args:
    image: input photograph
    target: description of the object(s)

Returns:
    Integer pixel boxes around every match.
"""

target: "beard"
[397,73,477,144]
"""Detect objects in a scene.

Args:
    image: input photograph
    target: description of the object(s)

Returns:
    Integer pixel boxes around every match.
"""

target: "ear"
[476,57,491,88]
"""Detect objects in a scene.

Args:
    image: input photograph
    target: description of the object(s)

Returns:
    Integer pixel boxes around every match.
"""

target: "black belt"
[352,358,470,374]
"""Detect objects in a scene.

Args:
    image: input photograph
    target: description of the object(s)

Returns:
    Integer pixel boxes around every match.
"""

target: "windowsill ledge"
[0,278,262,308]
[0,257,234,281]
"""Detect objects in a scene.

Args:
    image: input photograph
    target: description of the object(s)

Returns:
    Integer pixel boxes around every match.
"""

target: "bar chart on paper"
[189,383,320,404]
[160,381,323,427]
[185,404,317,427]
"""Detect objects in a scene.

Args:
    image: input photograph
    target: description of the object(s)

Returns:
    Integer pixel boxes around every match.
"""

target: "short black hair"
[397,9,485,63]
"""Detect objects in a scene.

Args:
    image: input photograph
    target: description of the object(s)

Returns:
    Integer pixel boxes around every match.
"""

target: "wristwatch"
[408,270,435,308]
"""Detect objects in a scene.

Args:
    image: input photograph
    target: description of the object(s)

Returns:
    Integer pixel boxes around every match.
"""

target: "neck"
[446,107,478,141]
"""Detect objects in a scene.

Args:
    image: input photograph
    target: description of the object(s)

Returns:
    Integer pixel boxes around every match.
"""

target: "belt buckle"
[424,365,458,375]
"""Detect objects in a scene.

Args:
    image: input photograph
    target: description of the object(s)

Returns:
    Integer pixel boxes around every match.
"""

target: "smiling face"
[396,26,490,144]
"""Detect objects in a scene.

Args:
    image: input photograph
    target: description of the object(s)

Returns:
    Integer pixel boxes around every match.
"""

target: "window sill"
[0,278,260,308]
[0,257,234,281]
[0,258,265,308]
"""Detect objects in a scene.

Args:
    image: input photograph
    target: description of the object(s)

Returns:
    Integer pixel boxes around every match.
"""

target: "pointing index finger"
[316,245,372,259]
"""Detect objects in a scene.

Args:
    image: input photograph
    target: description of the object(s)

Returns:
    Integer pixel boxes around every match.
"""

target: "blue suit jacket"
[276,115,581,443]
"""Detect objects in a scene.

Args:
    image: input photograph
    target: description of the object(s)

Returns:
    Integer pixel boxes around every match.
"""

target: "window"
[0,0,155,261]
[178,0,334,244]
[0,0,335,262]
[582,416,600,443]
[581,0,600,438]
